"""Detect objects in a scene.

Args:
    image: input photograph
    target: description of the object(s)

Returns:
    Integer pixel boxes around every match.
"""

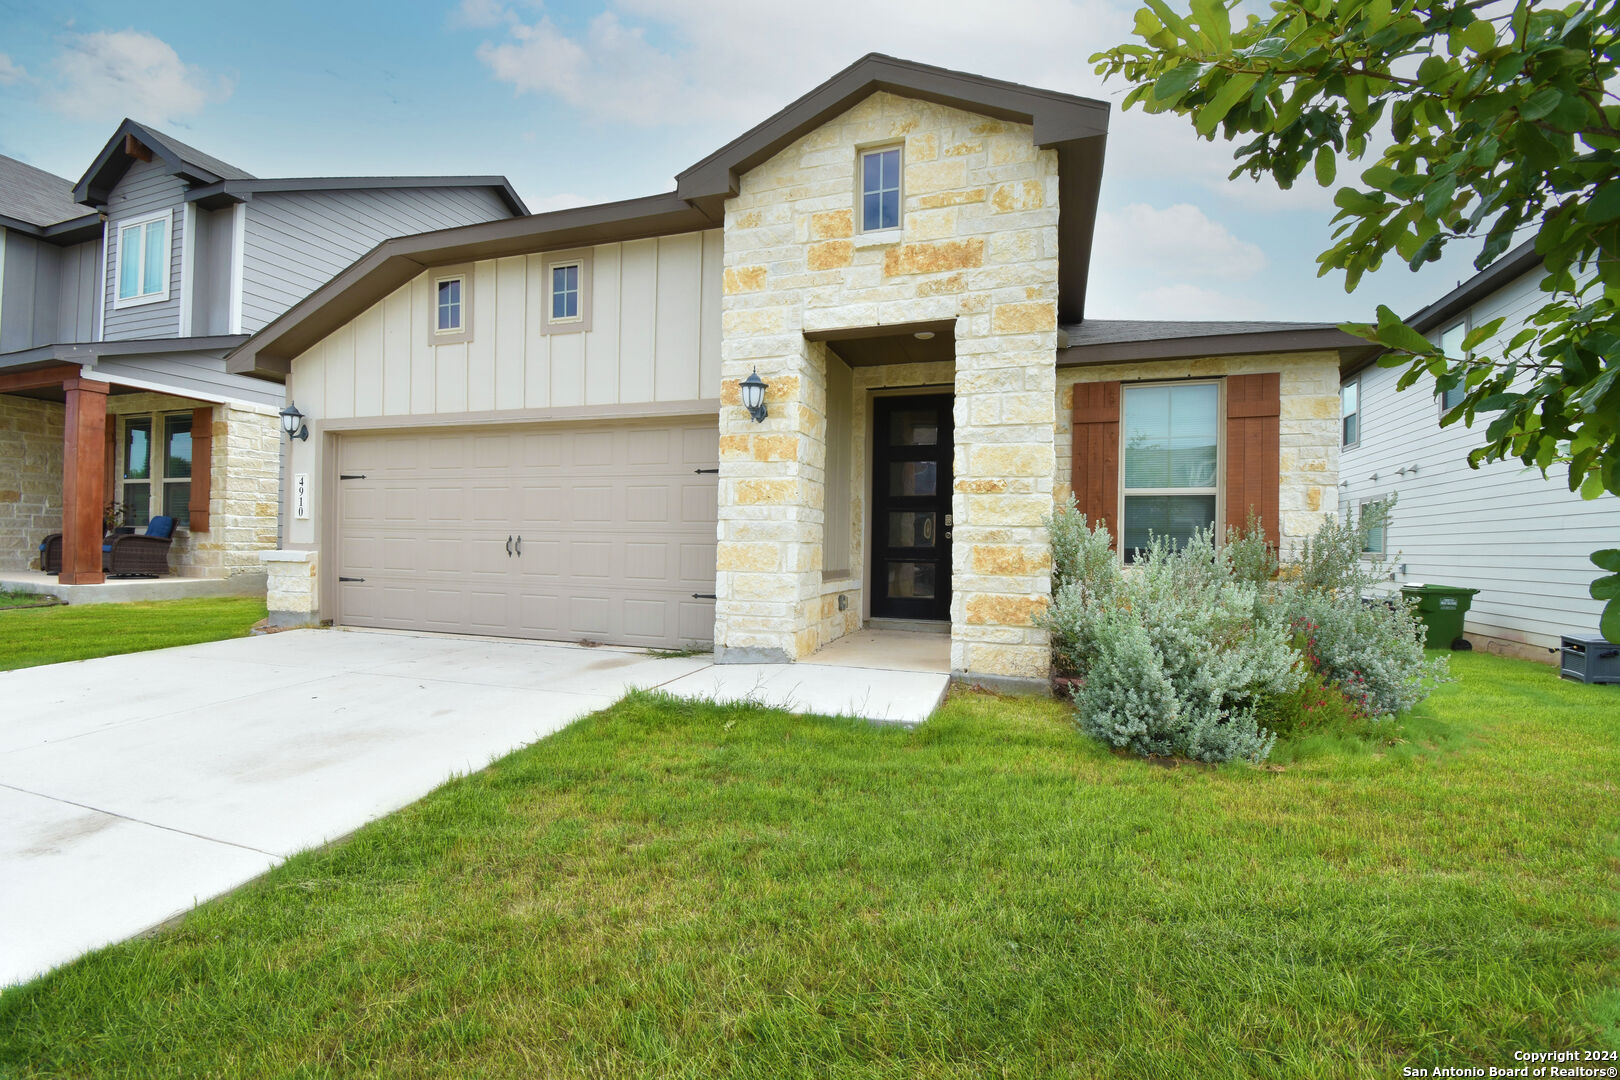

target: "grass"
[0,597,267,671]
[0,652,1615,1077]
[0,590,57,611]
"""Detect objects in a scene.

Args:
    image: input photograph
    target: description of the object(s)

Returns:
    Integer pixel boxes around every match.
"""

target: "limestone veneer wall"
[1055,351,1343,551]
[717,91,1060,680]
[0,396,65,570]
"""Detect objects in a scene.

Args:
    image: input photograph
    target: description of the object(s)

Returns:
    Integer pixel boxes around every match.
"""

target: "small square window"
[859,146,901,232]
[540,251,592,335]
[436,277,463,332]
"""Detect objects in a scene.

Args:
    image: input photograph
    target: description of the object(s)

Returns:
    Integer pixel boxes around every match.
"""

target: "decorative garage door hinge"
[339,474,367,480]
[692,593,717,599]
[693,468,719,474]
[339,576,365,582]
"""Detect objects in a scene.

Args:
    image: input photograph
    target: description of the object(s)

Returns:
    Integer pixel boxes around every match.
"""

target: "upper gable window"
[540,250,593,336]
[859,146,901,232]
[115,210,171,307]
[428,266,473,344]
[437,277,463,332]
[1438,320,1468,413]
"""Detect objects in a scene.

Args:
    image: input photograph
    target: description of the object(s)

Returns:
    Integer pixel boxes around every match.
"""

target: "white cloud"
[1095,202,1267,279]
[0,53,26,85]
[47,30,232,123]
[451,0,518,29]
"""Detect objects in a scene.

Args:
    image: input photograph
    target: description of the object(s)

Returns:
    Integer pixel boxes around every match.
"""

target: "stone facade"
[716,91,1060,681]
[262,549,318,627]
[0,396,65,570]
[1056,351,1343,552]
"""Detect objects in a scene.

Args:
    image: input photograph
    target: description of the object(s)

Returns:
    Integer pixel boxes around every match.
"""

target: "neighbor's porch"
[0,362,279,592]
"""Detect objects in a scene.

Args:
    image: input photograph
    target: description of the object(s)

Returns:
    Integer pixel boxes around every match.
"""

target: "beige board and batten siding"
[1341,265,1620,656]
[0,232,99,351]
[282,229,724,552]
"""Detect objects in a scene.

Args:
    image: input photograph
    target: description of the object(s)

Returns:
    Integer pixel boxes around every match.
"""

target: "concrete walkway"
[0,628,947,986]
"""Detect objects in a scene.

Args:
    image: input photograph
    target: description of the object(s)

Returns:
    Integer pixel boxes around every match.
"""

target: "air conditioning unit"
[1559,634,1620,685]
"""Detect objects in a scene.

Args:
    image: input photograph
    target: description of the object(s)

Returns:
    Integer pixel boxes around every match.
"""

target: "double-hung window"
[551,262,580,322]
[1341,378,1361,447]
[436,277,463,332]
[119,411,193,529]
[1439,320,1468,413]
[1359,497,1388,556]
[859,146,901,232]
[1120,382,1220,563]
[115,211,171,307]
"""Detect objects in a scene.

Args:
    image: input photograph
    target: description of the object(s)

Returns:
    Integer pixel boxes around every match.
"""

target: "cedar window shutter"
[189,406,213,532]
[1225,373,1281,543]
[1070,381,1121,546]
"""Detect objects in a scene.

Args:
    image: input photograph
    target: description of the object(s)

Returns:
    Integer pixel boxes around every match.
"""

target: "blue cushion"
[147,516,175,539]
[103,544,112,552]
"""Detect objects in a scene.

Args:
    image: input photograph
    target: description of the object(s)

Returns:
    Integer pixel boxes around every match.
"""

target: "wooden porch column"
[60,376,111,585]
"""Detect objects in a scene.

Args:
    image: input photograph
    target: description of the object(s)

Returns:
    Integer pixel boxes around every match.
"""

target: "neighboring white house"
[1339,241,1620,661]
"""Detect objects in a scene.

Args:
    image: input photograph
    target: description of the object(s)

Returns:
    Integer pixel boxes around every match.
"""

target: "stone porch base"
[0,570,266,606]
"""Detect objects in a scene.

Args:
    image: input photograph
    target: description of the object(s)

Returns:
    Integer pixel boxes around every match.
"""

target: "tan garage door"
[333,417,718,648]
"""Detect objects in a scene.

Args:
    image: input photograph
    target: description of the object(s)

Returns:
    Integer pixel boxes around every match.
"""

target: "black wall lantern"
[740,368,769,423]
[279,401,309,441]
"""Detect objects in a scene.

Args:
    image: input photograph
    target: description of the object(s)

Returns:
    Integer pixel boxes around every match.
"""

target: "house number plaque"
[294,473,310,520]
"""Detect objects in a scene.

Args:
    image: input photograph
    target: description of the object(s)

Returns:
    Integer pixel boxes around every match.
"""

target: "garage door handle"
[339,576,364,583]
[515,535,522,557]
[506,535,514,558]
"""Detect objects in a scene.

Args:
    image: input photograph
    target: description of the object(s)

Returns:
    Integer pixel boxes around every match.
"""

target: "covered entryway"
[332,416,719,649]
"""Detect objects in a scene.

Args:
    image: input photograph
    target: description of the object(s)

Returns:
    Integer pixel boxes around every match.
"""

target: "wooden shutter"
[1070,381,1121,544]
[1225,373,1280,543]
[189,406,213,532]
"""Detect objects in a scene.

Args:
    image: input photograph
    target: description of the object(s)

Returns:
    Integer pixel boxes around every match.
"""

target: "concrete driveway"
[0,628,948,987]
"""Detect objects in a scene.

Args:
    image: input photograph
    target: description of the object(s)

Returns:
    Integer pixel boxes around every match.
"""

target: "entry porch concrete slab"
[0,569,267,605]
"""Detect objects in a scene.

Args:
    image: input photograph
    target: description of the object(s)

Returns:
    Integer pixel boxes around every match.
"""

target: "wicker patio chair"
[103,516,176,577]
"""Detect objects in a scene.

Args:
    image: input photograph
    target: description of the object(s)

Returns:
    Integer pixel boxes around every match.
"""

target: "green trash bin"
[1400,584,1480,650]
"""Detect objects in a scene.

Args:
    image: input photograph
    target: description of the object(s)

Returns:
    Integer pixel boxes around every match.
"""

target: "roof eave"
[1057,326,1368,366]
[186,175,530,216]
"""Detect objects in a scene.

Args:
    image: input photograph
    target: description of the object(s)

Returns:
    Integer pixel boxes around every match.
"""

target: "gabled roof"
[1058,319,1372,365]
[184,175,528,216]
[0,155,101,242]
[74,119,255,205]
[228,54,1113,382]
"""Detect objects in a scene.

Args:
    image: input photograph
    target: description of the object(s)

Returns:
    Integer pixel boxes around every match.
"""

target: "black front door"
[872,394,953,620]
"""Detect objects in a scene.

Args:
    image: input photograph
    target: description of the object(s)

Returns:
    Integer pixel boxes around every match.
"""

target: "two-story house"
[1340,242,1620,660]
[0,120,526,589]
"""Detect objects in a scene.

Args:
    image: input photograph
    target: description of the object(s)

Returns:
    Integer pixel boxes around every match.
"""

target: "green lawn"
[0,597,267,671]
[0,653,1615,1077]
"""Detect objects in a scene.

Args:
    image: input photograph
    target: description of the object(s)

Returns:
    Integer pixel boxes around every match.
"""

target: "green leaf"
[1375,305,1438,355]
[1195,72,1258,135]
[1314,145,1336,186]
[1587,181,1620,223]
[1519,87,1564,122]
[1593,549,1620,573]
[1422,174,1457,219]
[1602,597,1620,643]
[1580,471,1608,499]
[1460,18,1494,54]
[1461,317,1505,351]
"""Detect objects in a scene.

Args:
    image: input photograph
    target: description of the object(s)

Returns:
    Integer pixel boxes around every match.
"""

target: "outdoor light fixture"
[913,330,936,340]
[279,401,309,442]
[740,368,768,423]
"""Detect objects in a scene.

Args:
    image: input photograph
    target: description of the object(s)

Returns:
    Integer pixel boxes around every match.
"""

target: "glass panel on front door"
[872,394,952,620]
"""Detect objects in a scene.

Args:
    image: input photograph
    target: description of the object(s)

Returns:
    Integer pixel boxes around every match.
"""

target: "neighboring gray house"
[0,120,526,586]
[1339,242,1620,660]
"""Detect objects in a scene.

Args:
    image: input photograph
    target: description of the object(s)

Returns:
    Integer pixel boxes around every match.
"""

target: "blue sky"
[0,0,1483,323]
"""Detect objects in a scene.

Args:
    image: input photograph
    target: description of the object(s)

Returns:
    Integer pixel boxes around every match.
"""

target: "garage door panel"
[335,417,717,647]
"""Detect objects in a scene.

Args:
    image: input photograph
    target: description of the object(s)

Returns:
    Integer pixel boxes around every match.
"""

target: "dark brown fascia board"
[804,318,957,342]
[1058,326,1367,367]
[226,192,714,381]
[1338,240,1543,378]
[0,335,251,369]
[1056,136,1106,325]
[186,175,529,216]
[73,118,224,207]
[0,211,103,245]
[676,53,1109,202]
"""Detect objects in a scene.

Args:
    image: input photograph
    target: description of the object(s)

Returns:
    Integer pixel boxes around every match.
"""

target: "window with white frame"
[858,146,901,232]
[115,211,170,306]
[1120,382,1220,563]
[1359,497,1388,556]
[551,262,581,322]
[1341,378,1361,447]
[540,251,592,335]
[436,276,463,332]
[119,411,193,529]
[1439,319,1468,413]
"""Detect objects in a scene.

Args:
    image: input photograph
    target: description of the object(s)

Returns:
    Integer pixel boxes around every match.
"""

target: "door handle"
[506,535,514,557]
[515,535,522,557]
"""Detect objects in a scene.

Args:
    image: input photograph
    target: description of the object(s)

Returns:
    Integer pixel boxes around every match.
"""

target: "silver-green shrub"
[1038,499,1121,677]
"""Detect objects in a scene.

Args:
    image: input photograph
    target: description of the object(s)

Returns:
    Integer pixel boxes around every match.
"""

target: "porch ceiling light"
[279,401,309,442]
[913,330,936,340]
[740,368,768,423]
